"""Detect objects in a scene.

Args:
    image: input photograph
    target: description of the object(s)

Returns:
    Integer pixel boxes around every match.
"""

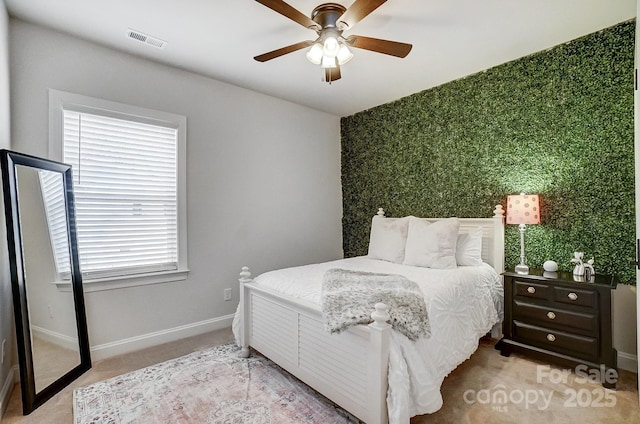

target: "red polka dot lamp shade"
[506,194,540,225]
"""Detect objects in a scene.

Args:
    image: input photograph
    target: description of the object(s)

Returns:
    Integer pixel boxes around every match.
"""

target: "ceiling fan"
[254,0,413,83]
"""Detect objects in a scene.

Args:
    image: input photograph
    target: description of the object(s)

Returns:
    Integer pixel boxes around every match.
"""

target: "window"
[49,90,188,291]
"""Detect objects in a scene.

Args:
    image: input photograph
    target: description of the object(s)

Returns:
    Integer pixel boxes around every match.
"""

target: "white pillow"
[456,227,484,266]
[403,217,459,269]
[367,215,410,263]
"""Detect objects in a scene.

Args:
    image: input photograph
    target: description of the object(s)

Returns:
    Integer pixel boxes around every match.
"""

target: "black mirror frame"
[0,149,91,414]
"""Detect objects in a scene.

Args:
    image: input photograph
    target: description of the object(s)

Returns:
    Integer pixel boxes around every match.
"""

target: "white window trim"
[49,89,188,292]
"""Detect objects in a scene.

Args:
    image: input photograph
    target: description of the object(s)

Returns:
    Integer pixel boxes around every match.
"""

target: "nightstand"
[495,268,618,388]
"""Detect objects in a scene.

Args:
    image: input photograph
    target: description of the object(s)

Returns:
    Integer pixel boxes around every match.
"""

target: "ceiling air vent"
[127,29,167,49]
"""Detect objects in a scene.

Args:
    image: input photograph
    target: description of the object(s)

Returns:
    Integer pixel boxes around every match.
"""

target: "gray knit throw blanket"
[321,268,430,341]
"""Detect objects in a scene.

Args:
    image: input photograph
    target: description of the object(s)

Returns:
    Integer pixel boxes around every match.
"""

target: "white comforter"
[232,256,503,423]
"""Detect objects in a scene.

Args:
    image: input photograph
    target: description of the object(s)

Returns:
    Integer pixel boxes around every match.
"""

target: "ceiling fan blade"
[346,35,412,58]
[255,0,320,30]
[325,65,342,83]
[254,41,314,62]
[337,0,387,30]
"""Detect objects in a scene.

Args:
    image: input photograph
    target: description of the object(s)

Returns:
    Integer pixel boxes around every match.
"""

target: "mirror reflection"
[15,166,81,393]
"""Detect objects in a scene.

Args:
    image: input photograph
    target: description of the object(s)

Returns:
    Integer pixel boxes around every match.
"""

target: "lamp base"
[515,263,530,275]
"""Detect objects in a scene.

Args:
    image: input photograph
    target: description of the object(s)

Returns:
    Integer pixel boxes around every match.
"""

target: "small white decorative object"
[543,260,558,272]
[570,252,585,276]
[584,258,595,280]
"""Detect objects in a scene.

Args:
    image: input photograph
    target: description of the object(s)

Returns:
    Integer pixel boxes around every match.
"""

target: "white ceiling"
[4,0,636,116]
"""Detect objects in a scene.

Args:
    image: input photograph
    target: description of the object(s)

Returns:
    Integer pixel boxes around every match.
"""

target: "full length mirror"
[0,149,90,415]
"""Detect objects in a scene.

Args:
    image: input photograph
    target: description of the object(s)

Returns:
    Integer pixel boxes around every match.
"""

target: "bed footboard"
[237,266,392,424]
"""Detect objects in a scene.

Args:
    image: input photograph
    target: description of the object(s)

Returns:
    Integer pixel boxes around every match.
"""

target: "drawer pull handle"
[547,334,556,342]
[547,311,556,320]
[568,292,578,301]
[527,286,536,294]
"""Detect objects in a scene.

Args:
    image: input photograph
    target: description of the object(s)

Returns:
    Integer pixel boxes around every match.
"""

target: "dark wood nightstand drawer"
[514,280,550,300]
[513,321,598,361]
[513,300,598,334]
[553,286,597,309]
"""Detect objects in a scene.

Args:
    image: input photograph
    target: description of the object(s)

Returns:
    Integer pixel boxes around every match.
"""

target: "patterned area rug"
[73,343,357,423]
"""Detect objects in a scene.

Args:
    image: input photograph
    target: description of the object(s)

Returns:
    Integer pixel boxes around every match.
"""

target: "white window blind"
[39,170,71,279]
[63,110,179,279]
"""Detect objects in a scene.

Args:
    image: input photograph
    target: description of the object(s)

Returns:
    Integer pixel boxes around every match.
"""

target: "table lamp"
[506,193,540,275]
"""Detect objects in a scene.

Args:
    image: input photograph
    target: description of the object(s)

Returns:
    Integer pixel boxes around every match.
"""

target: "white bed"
[233,206,505,424]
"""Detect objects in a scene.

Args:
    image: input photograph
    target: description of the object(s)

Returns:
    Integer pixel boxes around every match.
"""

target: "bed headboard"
[376,205,505,273]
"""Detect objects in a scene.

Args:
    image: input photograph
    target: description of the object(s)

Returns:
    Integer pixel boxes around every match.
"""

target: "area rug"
[73,343,357,423]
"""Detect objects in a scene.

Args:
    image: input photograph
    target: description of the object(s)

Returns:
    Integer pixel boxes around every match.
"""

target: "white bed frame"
[237,206,505,424]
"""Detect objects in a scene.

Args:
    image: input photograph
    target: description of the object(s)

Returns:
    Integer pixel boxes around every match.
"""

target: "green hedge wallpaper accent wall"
[341,20,636,284]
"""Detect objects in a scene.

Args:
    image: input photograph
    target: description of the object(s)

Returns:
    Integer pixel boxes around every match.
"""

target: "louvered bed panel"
[298,314,370,415]
[249,294,298,366]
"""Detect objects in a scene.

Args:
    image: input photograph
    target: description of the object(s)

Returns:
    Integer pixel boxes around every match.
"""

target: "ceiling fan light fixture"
[306,43,324,65]
[336,43,353,65]
[322,35,340,57]
[321,55,337,68]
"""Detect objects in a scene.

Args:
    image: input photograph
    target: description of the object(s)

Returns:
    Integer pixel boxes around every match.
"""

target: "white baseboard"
[617,350,638,372]
[0,365,18,417]
[31,325,78,351]
[90,314,234,361]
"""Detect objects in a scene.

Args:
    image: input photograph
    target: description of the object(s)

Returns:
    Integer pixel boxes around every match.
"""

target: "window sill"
[55,268,190,292]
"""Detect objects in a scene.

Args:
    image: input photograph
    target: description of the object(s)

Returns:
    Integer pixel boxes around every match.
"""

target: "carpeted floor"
[2,328,639,423]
